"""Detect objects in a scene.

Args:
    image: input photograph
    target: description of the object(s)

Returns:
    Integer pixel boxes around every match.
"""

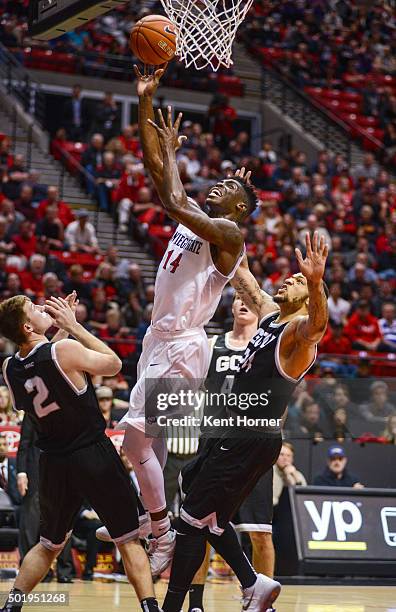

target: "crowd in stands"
[240,0,396,157]
[0,0,242,95]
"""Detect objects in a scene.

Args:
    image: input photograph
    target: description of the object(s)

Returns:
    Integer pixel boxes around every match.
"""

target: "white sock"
[151,515,171,538]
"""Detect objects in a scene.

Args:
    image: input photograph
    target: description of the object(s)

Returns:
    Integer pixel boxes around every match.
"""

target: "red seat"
[339,90,362,103]
[305,86,324,98]
[217,75,244,97]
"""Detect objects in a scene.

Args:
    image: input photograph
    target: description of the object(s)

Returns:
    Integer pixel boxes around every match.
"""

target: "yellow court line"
[308,541,367,551]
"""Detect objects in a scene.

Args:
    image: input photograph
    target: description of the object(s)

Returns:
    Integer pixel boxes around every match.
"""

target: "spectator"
[121,291,143,328]
[92,92,120,142]
[35,204,64,249]
[95,386,120,428]
[35,236,67,281]
[292,400,324,441]
[0,215,14,255]
[117,262,146,303]
[352,154,379,182]
[11,220,37,260]
[314,446,364,488]
[26,169,48,204]
[104,245,129,280]
[361,381,395,427]
[379,302,396,353]
[62,264,93,305]
[273,443,306,508]
[327,282,351,325]
[99,308,136,357]
[93,262,117,299]
[95,151,121,212]
[2,154,29,201]
[61,84,89,141]
[0,434,21,507]
[1,272,22,300]
[37,186,75,227]
[19,254,46,298]
[115,161,146,232]
[0,386,19,425]
[14,184,35,222]
[75,302,94,333]
[64,209,99,253]
[81,133,105,195]
[41,272,63,301]
[344,300,383,351]
[378,236,396,276]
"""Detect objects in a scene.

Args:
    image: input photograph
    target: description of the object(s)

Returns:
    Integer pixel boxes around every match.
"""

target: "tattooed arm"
[230,253,279,319]
[279,232,329,379]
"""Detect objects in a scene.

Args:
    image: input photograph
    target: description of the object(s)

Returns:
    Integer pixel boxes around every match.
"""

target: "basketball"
[130,14,177,65]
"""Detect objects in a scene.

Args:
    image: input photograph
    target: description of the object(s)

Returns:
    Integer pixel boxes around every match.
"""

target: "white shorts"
[117,326,210,433]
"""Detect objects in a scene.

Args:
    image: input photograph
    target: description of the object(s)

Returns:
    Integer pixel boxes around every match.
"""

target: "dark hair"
[233,177,259,217]
[0,295,28,345]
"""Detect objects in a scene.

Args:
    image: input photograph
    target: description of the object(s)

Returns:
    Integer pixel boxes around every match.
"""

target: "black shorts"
[232,468,273,533]
[39,436,140,550]
[179,434,281,535]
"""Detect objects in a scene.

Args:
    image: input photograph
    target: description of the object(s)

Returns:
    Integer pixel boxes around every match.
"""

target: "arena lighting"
[28,0,127,40]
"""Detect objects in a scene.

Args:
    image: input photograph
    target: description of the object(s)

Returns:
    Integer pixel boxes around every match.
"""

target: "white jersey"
[152,219,244,332]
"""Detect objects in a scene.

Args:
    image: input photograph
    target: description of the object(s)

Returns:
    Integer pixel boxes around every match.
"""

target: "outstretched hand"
[234,166,252,184]
[64,290,79,313]
[295,231,329,284]
[45,296,78,334]
[134,64,167,97]
[147,105,187,152]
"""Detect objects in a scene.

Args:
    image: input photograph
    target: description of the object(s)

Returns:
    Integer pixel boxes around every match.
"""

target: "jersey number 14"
[24,376,61,418]
[163,250,183,274]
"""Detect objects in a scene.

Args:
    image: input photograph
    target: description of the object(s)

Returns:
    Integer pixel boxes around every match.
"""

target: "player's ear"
[236,200,248,216]
[23,321,33,335]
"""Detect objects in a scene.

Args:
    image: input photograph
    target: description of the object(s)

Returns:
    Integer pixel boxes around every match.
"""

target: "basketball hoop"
[160,0,253,71]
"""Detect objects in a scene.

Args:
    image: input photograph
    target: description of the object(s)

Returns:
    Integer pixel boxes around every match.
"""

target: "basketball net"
[160,0,253,71]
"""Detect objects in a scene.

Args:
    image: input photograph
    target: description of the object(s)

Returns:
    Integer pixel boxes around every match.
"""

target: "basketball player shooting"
[0,295,162,612]
[97,66,257,574]
[161,232,329,612]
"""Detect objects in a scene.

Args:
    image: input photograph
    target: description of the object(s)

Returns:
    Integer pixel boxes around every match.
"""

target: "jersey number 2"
[24,376,61,418]
[163,250,182,274]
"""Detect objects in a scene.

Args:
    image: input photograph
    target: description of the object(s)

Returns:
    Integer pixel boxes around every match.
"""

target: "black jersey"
[3,341,106,454]
[230,311,316,432]
[202,333,248,436]
[206,333,247,396]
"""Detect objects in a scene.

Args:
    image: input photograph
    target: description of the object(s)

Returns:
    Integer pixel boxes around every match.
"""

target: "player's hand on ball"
[134,64,167,97]
[148,105,187,152]
[45,296,78,333]
[295,231,329,284]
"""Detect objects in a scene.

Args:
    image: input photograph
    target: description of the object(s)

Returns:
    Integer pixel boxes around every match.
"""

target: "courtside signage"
[290,487,396,561]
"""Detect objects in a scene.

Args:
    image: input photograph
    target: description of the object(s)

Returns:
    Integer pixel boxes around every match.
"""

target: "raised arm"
[135,65,185,199]
[279,232,329,379]
[148,107,243,255]
[136,65,165,188]
[45,297,121,376]
[294,232,329,345]
[230,253,279,319]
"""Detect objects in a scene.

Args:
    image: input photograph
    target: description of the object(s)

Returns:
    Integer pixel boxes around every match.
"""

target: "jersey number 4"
[24,376,61,418]
[163,250,183,274]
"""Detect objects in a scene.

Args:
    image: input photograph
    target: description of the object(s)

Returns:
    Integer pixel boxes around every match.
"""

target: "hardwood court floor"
[7,580,396,611]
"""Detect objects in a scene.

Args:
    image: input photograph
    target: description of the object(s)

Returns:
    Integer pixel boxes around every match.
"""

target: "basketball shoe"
[240,574,281,611]
[146,528,177,576]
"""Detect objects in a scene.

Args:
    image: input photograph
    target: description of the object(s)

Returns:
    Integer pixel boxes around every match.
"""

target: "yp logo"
[304,500,367,551]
